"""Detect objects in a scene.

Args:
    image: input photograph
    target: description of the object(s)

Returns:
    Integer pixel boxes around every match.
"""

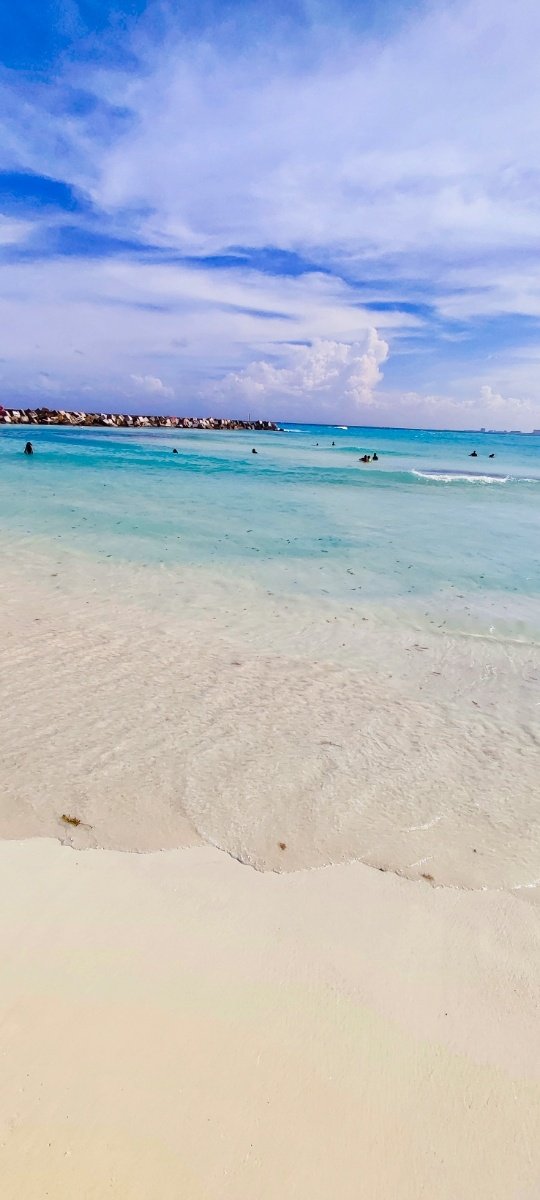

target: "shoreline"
[1,482,539,1196]
[1,531,539,895]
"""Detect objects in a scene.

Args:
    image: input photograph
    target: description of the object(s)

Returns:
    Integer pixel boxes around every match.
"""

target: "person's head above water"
[251,448,258,454]
[172,448,178,454]
[23,441,33,455]
[469,450,478,456]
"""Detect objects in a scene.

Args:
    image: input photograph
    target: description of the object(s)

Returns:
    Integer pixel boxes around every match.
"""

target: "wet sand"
[0,537,539,892]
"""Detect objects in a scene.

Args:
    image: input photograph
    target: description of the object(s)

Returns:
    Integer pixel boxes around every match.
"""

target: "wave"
[412,469,510,484]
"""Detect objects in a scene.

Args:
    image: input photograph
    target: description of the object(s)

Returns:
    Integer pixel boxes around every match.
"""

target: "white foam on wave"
[412,469,510,484]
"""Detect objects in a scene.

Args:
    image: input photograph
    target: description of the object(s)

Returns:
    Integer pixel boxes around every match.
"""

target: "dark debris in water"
[61,813,92,829]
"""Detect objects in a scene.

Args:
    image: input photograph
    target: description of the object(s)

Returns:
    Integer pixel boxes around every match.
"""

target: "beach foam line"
[412,468,510,483]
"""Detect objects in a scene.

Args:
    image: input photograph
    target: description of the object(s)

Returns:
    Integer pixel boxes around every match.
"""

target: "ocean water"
[0,422,539,638]
[1,421,539,891]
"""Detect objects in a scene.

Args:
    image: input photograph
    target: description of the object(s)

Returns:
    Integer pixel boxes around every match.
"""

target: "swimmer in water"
[372,452,378,461]
[23,441,34,455]
[251,448,258,454]
[489,452,495,458]
[172,448,178,454]
[359,454,371,463]
[469,450,478,457]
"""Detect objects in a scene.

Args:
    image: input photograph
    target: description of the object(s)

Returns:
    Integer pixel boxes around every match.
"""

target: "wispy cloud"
[0,215,33,246]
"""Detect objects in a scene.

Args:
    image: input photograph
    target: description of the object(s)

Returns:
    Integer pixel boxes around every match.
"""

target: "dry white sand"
[1,838,539,1200]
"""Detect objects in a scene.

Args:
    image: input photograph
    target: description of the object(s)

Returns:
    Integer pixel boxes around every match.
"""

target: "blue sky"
[1,0,540,427]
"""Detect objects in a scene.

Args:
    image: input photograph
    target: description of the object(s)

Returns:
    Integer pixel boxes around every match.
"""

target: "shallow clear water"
[1,421,539,889]
[1,422,539,637]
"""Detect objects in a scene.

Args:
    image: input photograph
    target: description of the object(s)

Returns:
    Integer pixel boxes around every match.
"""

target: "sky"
[1,0,540,428]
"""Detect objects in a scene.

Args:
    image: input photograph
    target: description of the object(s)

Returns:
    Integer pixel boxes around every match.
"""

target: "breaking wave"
[412,469,510,484]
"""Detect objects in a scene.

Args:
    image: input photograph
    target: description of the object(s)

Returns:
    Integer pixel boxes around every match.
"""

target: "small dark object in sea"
[489,453,495,458]
[172,448,178,454]
[469,450,478,457]
[372,452,378,461]
[24,441,33,455]
[252,448,258,454]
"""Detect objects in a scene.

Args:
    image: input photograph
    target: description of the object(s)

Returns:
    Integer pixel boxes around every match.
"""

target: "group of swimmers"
[314,441,380,463]
[24,440,495,465]
[23,440,497,464]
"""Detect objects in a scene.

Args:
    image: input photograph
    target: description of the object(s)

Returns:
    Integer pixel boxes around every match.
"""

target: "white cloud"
[0,255,406,412]
[367,382,536,431]
[215,331,388,417]
[479,384,531,416]
[0,217,33,247]
[4,0,540,287]
[130,373,174,398]
[83,0,540,282]
[1,0,540,421]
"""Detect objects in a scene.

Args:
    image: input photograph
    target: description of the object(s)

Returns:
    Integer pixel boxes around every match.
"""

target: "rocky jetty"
[0,405,278,432]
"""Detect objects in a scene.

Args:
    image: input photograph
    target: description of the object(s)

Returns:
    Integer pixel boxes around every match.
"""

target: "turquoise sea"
[1,422,539,638]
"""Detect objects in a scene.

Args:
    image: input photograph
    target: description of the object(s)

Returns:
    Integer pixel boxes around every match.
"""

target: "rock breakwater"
[0,405,278,431]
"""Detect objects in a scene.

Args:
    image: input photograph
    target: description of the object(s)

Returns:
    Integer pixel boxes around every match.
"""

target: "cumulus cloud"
[479,384,531,415]
[369,382,535,430]
[130,374,174,398]
[0,255,404,412]
[216,331,388,416]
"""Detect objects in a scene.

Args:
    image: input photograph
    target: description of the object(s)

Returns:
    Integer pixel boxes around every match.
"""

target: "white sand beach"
[0,541,539,1197]
[2,0,540,1188]
[1,838,539,1200]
